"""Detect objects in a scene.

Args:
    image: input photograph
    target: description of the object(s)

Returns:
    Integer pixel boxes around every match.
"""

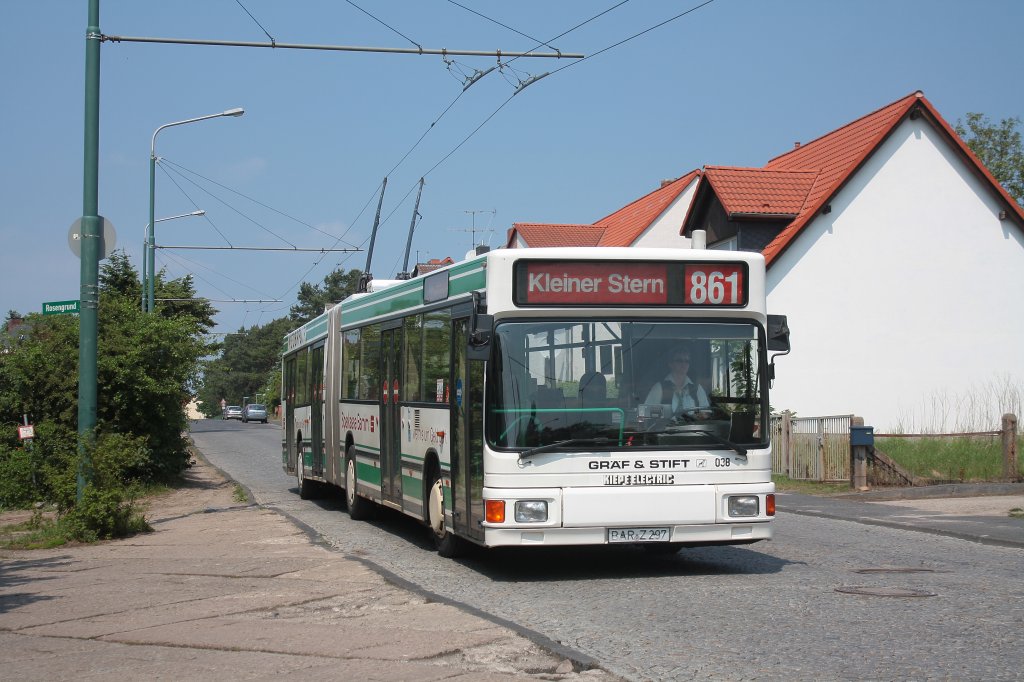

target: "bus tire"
[296,440,315,500]
[345,447,374,520]
[426,472,464,558]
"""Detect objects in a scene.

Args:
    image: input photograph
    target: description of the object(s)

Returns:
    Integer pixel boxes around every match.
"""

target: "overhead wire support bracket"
[463,65,496,91]
[514,72,550,95]
[100,35,583,59]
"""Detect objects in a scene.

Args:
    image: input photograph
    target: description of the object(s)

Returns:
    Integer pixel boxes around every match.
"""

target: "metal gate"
[771,413,852,481]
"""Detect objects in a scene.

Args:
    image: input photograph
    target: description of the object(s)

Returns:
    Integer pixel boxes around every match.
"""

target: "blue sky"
[2,0,1022,335]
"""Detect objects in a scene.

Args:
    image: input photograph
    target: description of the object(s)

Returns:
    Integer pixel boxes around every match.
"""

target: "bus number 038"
[687,268,742,305]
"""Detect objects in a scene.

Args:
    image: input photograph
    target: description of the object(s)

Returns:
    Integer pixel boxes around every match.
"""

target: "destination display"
[513,260,748,307]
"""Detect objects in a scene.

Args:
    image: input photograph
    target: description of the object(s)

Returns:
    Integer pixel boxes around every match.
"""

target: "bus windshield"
[486,320,768,451]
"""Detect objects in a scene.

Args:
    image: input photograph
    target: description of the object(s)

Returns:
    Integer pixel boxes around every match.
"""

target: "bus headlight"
[728,495,759,517]
[514,500,548,523]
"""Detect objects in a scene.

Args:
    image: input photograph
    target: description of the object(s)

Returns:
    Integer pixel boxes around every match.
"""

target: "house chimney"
[794,141,801,149]
[660,178,677,188]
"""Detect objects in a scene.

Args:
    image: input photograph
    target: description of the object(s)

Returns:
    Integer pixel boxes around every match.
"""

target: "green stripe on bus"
[356,460,382,486]
[342,261,487,325]
[402,474,423,500]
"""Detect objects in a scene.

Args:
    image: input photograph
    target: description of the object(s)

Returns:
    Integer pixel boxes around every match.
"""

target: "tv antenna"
[450,209,496,249]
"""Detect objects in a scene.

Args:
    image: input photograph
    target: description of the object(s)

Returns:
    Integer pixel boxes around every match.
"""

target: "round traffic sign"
[69,216,116,260]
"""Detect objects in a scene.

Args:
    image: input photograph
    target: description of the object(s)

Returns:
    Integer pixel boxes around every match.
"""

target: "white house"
[503,91,1023,429]
[681,91,1024,429]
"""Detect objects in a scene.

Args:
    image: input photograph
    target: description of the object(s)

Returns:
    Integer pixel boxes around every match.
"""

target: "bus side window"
[423,309,451,402]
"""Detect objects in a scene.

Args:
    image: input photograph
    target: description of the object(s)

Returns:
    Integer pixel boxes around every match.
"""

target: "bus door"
[380,325,403,505]
[310,343,325,477]
[285,355,297,472]
[450,316,485,542]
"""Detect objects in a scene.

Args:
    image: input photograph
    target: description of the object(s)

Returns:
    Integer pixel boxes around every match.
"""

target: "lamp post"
[147,108,244,312]
[141,210,205,311]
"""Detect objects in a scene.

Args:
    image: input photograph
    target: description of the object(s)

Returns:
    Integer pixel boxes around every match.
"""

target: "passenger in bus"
[643,348,710,415]
[578,371,611,425]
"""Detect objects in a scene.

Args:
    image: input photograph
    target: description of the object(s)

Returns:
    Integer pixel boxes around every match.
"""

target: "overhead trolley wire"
[233,0,276,45]
[343,0,422,51]
[547,0,717,79]
[445,0,560,54]
[161,159,359,248]
[159,161,298,248]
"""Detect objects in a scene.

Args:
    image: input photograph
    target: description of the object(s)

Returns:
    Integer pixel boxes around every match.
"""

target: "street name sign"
[43,300,80,315]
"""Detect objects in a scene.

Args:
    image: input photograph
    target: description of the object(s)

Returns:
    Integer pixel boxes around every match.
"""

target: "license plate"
[607,527,670,543]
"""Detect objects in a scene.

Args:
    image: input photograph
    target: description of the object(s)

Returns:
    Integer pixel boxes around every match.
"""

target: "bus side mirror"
[467,313,493,361]
[766,314,790,352]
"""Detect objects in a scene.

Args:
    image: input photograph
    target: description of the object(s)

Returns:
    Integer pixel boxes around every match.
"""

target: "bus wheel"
[345,447,374,520]
[427,473,464,558]
[296,445,314,500]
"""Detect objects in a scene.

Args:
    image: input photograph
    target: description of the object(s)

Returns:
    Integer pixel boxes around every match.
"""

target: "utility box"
[850,425,875,447]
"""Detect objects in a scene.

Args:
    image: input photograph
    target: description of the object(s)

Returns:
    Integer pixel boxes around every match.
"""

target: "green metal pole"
[78,0,101,500]
[147,153,155,312]
[141,230,148,311]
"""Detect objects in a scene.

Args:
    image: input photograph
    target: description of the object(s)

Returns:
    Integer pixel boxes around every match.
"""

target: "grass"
[232,484,249,503]
[877,436,1023,482]
[772,475,851,495]
[1010,508,1024,519]
[0,510,71,550]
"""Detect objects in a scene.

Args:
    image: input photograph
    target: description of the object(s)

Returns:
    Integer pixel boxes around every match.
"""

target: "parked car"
[242,403,268,424]
[223,405,243,420]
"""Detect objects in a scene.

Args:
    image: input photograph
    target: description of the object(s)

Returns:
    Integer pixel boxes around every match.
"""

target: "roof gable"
[683,91,1024,266]
[594,171,700,246]
[702,167,818,218]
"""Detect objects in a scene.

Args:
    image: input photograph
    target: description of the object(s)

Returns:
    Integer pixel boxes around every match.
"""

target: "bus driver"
[644,348,710,416]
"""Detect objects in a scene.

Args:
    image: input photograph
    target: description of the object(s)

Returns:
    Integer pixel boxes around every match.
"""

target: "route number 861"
[684,265,745,305]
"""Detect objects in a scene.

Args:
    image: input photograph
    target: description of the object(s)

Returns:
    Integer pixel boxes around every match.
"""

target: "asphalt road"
[191,419,1024,681]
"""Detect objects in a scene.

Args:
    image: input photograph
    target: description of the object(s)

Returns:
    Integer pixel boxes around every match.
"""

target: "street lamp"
[147,108,244,312]
[141,210,205,311]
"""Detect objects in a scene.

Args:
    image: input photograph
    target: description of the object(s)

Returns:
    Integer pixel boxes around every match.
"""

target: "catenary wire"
[234,0,276,45]
[343,0,421,51]
[161,159,358,247]
[159,161,298,248]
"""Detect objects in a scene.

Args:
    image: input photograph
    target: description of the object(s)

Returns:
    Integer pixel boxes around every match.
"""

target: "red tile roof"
[507,171,700,248]
[594,171,700,246]
[415,256,455,275]
[507,223,605,248]
[684,91,1024,266]
[702,167,818,218]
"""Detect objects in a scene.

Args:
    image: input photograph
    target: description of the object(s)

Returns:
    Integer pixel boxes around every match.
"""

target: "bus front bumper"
[480,483,774,547]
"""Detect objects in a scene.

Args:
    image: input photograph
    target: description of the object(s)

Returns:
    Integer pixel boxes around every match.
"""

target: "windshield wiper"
[519,437,614,461]
[628,429,748,459]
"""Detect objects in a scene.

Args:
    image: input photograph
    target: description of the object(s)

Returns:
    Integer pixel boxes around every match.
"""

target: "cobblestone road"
[192,420,1024,681]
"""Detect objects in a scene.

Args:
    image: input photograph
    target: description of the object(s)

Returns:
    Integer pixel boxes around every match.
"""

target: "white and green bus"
[283,247,789,556]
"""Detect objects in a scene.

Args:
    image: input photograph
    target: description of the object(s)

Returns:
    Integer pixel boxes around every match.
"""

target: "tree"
[955,112,1024,205]
[100,250,142,301]
[289,267,362,325]
[196,316,293,417]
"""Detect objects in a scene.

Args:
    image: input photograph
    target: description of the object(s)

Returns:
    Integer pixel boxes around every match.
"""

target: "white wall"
[767,118,1024,430]
[633,178,698,248]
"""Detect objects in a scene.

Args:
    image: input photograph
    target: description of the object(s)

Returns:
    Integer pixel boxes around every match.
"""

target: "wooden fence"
[770,413,852,481]
[772,412,1020,485]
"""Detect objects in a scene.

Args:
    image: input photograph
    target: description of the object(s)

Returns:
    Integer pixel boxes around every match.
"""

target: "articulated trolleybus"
[283,247,790,557]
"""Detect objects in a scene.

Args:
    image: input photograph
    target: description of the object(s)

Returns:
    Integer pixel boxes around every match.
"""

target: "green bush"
[0,443,38,509]
[60,484,150,542]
